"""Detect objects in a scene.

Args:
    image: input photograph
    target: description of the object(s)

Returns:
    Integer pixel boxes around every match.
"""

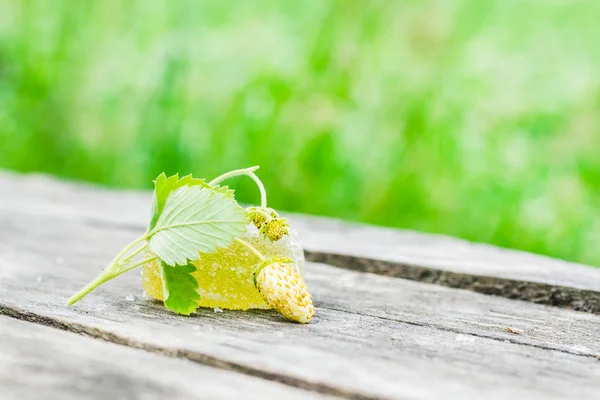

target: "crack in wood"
[306,251,600,316]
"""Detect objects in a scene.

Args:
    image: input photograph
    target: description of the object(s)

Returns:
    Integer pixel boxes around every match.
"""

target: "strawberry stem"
[209,166,267,208]
[234,238,266,261]
[122,242,148,263]
[110,235,149,266]
[117,256,157,275]
[66,235,152,306]
[66,270,113,306]
[247,207,273,222]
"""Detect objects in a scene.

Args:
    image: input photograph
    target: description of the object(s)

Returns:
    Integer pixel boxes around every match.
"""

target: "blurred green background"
[1,0,599,266]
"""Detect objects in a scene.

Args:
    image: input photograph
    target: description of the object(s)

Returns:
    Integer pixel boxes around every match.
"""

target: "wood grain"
[0,316,336,400]
[2,170,600,313]
[1,173,600,399]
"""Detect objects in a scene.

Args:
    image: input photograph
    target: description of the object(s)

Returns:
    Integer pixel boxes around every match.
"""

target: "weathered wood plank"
[310,263,600,356]
[2,170,600,314]
[2,172,600,354]
[1,177,600,399]
[0,316,336,400]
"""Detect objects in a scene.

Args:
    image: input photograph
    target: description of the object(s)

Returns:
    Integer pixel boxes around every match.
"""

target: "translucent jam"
[141,227,305,310]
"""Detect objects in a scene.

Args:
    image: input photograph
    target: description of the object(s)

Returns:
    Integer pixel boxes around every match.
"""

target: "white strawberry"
[254,259,315,324]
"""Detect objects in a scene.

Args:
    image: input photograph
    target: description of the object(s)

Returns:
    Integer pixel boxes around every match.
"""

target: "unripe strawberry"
[247,208,278,229]
[254,260,314,324]
[251,213,267,229]
[260,218,289,242]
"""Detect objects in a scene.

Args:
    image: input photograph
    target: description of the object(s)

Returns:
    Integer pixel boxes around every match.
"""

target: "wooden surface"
[1,171,600,399]
[2,170,600,312]
[0,316,336,400]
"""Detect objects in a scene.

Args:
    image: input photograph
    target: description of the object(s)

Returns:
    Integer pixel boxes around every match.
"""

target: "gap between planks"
[305,251,600,315]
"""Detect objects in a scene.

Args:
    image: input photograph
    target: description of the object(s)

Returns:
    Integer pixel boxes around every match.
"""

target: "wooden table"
[1,171,599,399]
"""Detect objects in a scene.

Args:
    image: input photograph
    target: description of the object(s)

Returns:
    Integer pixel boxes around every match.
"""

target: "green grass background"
[1,0,599,266]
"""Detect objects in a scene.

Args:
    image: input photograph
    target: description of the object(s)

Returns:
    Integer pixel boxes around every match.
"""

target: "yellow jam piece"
[141,228,305,310]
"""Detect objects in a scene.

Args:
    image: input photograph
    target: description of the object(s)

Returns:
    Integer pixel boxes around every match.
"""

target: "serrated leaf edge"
[160,259,200,316]
[148,173,236,232]
[148,185,247,266]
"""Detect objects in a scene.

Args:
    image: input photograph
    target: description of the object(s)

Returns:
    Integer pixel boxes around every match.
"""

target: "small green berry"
[252,213,266,229]
[260,218,289,242]
[247,208,278,229]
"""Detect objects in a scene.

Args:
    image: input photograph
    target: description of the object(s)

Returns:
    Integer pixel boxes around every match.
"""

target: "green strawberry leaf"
[212,184,235,198]
[160,259,200,315]
[67,168,258,308]
[148,173,234,232]
[148,185,246,266]
[148,173,210,232]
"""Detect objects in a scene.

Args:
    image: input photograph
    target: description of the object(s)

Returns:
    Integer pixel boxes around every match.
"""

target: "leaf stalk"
[66,235,153,306]
[209,166,267,208]
[234,238,266,261]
